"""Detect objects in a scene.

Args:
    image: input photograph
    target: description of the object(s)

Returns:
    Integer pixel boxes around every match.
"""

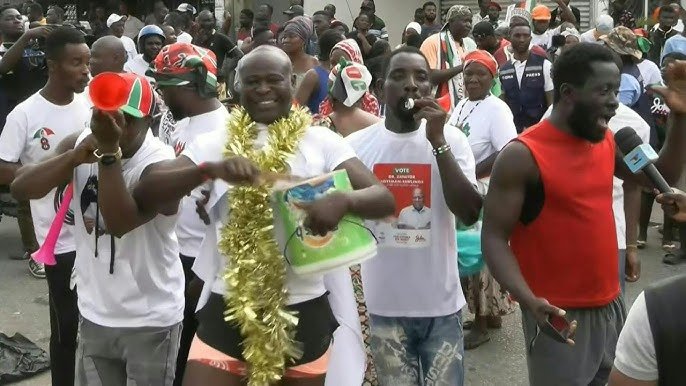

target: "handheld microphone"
[615,127,673,193]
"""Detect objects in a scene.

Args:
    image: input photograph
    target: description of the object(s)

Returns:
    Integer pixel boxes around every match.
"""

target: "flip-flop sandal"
[464,331,490,350]
[637,240,646,249]
[463,320,474,330]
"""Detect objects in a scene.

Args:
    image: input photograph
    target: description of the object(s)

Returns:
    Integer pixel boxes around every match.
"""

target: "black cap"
[472,21,495,38]
[284,5,304,16]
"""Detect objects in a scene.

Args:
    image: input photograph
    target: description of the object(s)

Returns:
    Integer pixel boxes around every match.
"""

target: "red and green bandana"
[149,42,218,97]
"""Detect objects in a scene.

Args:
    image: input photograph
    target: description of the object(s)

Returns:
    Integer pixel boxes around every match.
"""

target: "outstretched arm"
[11,132,96,200]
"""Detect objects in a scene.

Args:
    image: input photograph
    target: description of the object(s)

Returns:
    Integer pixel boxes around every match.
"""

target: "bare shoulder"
[490,140,539,185]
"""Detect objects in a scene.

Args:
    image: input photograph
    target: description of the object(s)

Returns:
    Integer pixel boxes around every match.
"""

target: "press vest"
[500,53,547,133]
[510,120,620,308]
[645,274,686,386]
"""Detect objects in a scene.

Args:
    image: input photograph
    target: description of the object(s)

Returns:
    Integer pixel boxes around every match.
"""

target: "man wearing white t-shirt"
[107,14,137,61]
[131,45,395,385]
[1,27,90,386]
[149,41,228,384]
[123,25,165,83]
[12,73,185,385]
[347,46,482,386]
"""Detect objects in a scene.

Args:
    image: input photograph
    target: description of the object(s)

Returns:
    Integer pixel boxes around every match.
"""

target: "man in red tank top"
[482,43,686,385]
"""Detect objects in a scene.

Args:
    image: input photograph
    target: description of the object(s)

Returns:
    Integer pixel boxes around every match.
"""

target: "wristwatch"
[93,147,123,166]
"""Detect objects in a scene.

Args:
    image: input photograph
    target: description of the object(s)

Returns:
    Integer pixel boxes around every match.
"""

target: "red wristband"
[198,162,213,182]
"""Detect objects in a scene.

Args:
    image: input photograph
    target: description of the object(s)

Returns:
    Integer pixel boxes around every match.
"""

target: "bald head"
[90,36,127,76]
[238,45,292,80]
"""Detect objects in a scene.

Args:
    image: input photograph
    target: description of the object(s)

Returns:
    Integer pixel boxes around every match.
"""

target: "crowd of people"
[3,0,686,386]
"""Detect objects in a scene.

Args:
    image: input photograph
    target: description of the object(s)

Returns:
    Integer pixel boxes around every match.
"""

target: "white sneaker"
[28,260,46,279]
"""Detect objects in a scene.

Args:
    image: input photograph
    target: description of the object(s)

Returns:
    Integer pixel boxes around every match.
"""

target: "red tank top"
[511,120,620,308]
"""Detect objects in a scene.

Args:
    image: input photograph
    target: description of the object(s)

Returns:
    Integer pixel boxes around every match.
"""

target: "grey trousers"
[75,317,182,386]
[522,297,626,386]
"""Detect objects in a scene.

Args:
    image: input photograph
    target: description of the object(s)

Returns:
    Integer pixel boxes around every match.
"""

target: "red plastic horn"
[89,72,129,112]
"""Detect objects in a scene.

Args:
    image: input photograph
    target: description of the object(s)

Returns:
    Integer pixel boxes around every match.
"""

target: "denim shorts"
[369,311,465,386]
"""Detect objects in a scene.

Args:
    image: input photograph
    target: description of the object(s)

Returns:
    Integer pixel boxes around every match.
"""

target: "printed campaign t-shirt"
[346,120,477,317]
[171,107,230,257]
[73,129,185,328]
[183,123,357,308]
[0,91,90,254]
[448,94,517,164]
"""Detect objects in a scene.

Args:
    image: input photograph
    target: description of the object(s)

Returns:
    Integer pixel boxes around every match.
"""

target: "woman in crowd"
[398,22,422,49]
[319,39,379,116]
[280,16,318,90]
[447,50,518,349]
[313,60,380,136]
[295,29,345,114]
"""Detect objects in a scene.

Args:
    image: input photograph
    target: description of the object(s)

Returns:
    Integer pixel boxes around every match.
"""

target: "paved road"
[1,209,684,385]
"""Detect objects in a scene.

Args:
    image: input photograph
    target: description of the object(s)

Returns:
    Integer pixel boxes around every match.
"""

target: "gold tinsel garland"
[218,106,310,385]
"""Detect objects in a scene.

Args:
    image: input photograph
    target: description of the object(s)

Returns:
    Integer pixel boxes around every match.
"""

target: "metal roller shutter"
[439,1,592,31]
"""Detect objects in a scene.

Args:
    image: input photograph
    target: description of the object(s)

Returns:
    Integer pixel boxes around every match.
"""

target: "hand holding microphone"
[615,127,673,194]
[615,128,686,221]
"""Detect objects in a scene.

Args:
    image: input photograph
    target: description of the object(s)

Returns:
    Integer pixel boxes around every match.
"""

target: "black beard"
[425,15,435,22]
[568,102,606,143]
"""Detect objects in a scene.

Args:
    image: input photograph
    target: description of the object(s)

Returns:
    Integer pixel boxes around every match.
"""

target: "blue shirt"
[619,73,641,107]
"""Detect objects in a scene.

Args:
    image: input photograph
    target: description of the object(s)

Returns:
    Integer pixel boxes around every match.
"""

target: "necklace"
[219,106,309,385]
[454,97,486,130]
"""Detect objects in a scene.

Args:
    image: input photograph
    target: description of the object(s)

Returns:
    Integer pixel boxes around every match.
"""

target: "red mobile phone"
[542,314,572,343]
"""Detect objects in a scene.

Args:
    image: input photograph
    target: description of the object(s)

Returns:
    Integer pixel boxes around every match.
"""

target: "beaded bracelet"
[432,143,451,157]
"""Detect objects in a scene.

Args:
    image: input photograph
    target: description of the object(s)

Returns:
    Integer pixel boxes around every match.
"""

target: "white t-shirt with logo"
[542,104,650,249]
[448,95,517,165]
[0,92,91,254]
[637,59,663,87]
[183,124,357,307]
[171,107,230,257]
[73,129,185,328]
[346,120,477,317]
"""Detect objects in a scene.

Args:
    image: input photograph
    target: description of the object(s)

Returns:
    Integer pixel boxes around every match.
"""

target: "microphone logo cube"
[623,144,658,174]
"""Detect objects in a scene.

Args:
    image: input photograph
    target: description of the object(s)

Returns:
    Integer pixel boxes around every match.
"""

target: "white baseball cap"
[596,14,614,35]
[106,13,126,28]
[177,3,197,15]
